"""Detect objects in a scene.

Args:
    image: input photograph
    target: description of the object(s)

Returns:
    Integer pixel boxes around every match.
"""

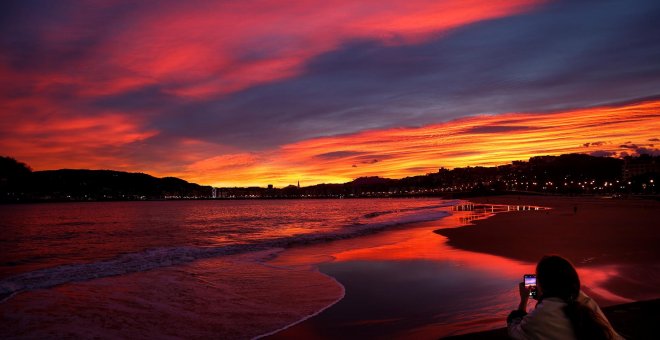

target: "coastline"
[265,202,542,339]
[434,195,660,339]
[265,196,660,338]
[435,195,660,266]
[253,269,347,340]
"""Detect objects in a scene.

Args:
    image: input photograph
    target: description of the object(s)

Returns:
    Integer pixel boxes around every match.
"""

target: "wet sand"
[0,250,345,339]
[437,196,660,266]
[267,196,660,339]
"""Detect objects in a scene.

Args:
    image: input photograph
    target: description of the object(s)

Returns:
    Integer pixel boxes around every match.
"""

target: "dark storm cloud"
[133,0,660,149]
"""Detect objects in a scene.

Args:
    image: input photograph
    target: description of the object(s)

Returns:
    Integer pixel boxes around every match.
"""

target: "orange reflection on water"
[267,204,650,339]
[271,205,637,306]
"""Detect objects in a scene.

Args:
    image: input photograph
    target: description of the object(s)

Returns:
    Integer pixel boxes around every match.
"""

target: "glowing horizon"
[8,99,657,188]
[174,99,660,187]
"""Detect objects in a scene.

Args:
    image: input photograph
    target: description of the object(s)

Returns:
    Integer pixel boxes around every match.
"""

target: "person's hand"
[519,282,530,299]
[518,282,530,312]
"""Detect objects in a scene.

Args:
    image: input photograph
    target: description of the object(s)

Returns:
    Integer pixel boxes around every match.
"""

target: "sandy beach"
[438,195,660,266]
[267,196,660,338]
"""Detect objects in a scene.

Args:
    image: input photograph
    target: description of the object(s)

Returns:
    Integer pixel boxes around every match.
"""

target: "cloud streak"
[179,99,660,186]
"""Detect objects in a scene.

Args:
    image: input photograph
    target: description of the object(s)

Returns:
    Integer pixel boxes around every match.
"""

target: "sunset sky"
[1,0,659,187]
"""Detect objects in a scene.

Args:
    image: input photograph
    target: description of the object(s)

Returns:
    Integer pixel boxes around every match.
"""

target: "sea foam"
[0,205,454,301]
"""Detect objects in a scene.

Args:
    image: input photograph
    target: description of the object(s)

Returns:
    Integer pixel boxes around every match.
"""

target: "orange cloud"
[4,98,659,186]
[0,96,158,171]
[180,100,660,187]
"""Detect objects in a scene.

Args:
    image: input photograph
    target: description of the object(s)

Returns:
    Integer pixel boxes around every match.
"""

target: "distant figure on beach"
[507,255,623,339]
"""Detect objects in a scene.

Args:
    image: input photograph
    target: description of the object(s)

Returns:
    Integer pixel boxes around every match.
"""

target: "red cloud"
[3,0,543,100]
[1,0,547,179]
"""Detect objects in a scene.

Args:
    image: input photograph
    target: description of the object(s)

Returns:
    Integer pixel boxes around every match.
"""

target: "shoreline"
[253,268,347,340]
[433,195,660,338]
[266,196,660,338]
[0,199,455,283]
[436,195,660,266]
[265,202,543,338]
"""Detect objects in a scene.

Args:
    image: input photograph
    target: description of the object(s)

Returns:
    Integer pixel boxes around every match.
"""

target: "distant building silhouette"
[623,155,659,180]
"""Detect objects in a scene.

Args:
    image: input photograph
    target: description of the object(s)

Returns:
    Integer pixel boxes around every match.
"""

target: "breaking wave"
[0,206,454,302]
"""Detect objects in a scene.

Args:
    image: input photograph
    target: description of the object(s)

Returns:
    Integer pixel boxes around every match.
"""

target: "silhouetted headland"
[0,156,211,202]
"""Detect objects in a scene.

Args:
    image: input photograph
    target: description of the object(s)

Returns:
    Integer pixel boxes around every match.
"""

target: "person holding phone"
[507,255,623,339]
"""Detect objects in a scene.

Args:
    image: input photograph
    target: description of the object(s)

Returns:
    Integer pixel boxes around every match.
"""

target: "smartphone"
[524,274,537,298]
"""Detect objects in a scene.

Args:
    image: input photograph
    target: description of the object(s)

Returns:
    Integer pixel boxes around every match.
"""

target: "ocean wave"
[0,207,453,302]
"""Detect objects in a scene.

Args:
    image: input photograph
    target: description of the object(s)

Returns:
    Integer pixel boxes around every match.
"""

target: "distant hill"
[2,153,658,201]
[0,157,212,202]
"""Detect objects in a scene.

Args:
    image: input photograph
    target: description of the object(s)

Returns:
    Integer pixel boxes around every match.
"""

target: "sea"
[0,198,456,338]
[0,198,651,338]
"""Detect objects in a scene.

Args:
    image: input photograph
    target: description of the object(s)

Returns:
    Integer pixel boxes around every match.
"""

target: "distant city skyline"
[1,0,659,187]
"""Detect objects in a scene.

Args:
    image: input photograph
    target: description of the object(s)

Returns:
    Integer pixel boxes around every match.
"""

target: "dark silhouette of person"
[507,255,623,339]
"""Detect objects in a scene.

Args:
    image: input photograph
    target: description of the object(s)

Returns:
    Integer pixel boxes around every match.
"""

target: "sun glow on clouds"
[1,0,542,100]
[182,100,660,187]
[103,0,543,98]
[3,0,659,186]
[0,0,545,123]
[0,0,544,172]
[0,112,158,171]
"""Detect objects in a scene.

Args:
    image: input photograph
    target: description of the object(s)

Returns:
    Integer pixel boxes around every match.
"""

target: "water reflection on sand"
[268,202,651,339]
